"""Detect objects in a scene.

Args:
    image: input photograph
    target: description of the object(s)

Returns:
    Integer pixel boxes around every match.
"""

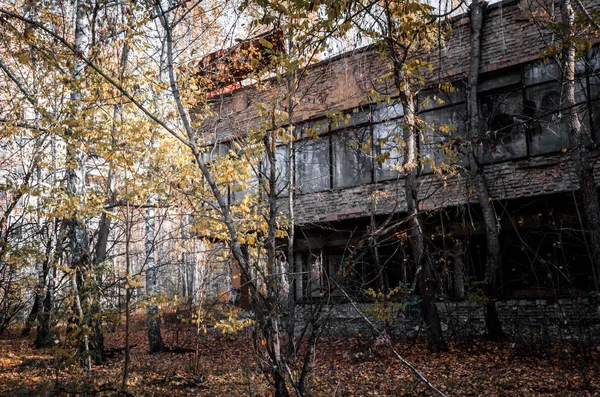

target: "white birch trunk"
[68,0,91,370]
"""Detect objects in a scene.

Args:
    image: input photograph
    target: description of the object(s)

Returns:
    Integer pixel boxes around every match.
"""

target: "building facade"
[198,0,600,304]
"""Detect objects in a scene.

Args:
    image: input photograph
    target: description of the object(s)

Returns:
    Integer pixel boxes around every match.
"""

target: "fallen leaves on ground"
[0,320,598,396]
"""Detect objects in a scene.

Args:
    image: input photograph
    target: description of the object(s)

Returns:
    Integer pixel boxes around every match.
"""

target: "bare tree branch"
[0,7,191,148]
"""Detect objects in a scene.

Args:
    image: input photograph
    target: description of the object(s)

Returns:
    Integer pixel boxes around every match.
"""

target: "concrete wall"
[300,298,600,341]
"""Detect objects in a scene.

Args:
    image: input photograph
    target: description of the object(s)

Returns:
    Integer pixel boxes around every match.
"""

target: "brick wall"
[291,151,598,225]
[197,0,600,226]
[202,0,599,137]
[297,298,600,340]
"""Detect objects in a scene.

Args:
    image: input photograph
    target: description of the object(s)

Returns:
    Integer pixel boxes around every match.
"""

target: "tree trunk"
[122,203,132,391]
[35,281,54,348]
[89,211,109,365]
[263,123,291,395]
[402,83,447,352]
[35,221,59,348]
[67,0,94,368]
[146,201,164,353]
[466,0,504,339]
[561,0,600,291]
[22,253,45,336]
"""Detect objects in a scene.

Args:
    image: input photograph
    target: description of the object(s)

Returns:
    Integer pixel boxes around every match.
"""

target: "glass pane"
[420,105,467,172]
[275,145,290,195]
[478,88,527,163]
[525,83,570,154]
[330,108,370,131]
[588,47,600,72]
[373,121,403,181]
[524,60,561,86]
[231,167,260,202]
[200,142,228,163]
[332,127,372,188]
[478,70,521,92]
[296,137,330,193]
[418,84,465,111]
[297,119,328,139]
[372,101,403,123]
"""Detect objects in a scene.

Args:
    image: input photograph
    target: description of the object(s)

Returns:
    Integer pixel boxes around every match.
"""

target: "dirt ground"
[1,319,599,396]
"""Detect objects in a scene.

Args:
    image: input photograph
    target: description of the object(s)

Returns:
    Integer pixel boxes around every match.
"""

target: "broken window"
[274,145,290,195]
[523,61,561,86]
[373,121,403,181]
[200,142,229,164]
[332,127,372,188]
[478,86,527,163]
[586,47,600,142]
[420,104,467,172]
[372,101,403,123]
[230,162,261,202]
[479,70,521,92]
[198,142,230,207]
[229,142,263,203]
[295,137,330,193]
[330,108,370,131]
[525,83,570,154]
[418,83,465,111]
[255,144,290,198]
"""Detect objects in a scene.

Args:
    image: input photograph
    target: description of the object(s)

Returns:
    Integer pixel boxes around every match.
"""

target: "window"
[523,61,561,86]
[479,70,521,92]
[586,47,600,142]
[372,102,403,123]
[332,127,372,188]
[590,76,600,142]
[200,142,228,163]
[478,87,527,163]
[296,137,330,193]
[525,83,570,154]
[230,161,261,202]
[418,84,465,111]
[420,105,467,172]
[330,108,370,131]
[373,121,403,181]
[274,145,290,195]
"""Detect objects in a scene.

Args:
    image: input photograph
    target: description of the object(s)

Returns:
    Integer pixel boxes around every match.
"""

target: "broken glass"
[373,120,403,181]
[296,137,331,193]
[332,127,372,188]
[525,82,570,154]
[478,88,527,163]
[371,101,404,123]
[420,104,467,172]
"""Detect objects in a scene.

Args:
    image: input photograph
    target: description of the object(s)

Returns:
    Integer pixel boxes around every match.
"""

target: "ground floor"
[291,192,598,302]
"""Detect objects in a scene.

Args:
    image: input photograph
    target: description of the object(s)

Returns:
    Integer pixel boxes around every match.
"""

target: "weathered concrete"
[298,298,600,342]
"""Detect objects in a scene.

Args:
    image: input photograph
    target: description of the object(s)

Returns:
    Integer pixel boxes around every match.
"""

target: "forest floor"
[1,314,599,396]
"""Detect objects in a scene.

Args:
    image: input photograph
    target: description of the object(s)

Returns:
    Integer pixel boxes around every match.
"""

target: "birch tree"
[465,0,505,339]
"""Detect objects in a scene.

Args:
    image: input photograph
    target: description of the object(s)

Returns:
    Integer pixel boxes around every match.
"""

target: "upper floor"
[196,0,600,225]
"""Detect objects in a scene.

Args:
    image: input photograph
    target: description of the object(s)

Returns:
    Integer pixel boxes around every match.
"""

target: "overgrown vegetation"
[1,0,600,395]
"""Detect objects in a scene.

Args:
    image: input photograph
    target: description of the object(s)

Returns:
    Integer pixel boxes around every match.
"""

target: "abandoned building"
[196,0,600,327]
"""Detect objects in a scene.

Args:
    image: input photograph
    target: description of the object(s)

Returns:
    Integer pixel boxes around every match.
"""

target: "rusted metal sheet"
[196,29,284,95]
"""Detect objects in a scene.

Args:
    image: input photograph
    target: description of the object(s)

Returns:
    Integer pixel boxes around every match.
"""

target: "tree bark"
[466,0,504,339]
[402,84,447,352]
[122,202,132,391]
[146,200,164,353]
[67,0,94,369]
[36,205,60,348]
[561,0,600,291]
